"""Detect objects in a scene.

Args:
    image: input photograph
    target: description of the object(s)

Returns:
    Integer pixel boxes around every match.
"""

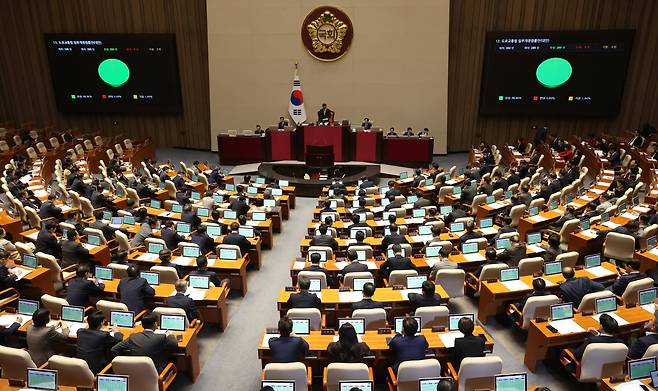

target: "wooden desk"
[0,211,22,243]
[601,378,654,391]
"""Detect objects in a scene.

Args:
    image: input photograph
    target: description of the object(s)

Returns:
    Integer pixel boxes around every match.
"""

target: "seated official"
[387,127,397,137]
[130,217,156,248]
[459,220,483,245]
[230,195,250,217]
[596,220,641,249]
[268,317,309,363]
[64,211,85,235]
[254,124,264,135]
[541,233,562,262]
[66,265,105,307]
[352,282,385,310]
[287,276,321,309]
[27,308,70,366]
[490,216,515,244]
[444,202,467,225]
[136,177,157,199]
[35,221,59,257]
[76,310,123,374]
[161,220,185,250]
[118,264,155,313]
[310,224,339,252]
[550,205,577,231]
[511,278,549,312]
[380,244,417,278]
[559,266,605,308]
[428,247,458,281]
[181,204,201,228]
[39,194,63,220]
[403,127,414,136]
[453,317,486,369]
[384,194,403,211]
[342,250,369,276]
[0,316,21,347]
[408,280,442,310]
[317,103,332,124]
[327,322,371,363]
[90,210,122,241]
[497,234,526,267]
[190,255,230,288]
[388,316,429,373]
[629,312,658,359]
[158,248,181,278]
[418,128,430,137]
[111,312,179,372]
[381,224,408,249]
[190,225,215,254]
[565,313,622,371]
[349,214,369,230]
[277,116,287,130]
[608,259,646,296]
[384,181,401,198]
[352,199,369,215]
[302,252,334,287]
[167,279,201,321]
[437,379,456,391]
[61,230,94,269]
[0,249,18,290]
[222,222,251,256]
[361,118,372,130]
[359,176,375,189]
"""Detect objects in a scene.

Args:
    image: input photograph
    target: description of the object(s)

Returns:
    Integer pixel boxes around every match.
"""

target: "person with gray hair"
[286,276,321,308]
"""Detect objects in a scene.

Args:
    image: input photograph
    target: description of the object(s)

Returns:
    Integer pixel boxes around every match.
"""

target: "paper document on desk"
[488,202,506,209]
[567,202,582,209]
[27,185,43,191]
[446,180,459,185]
[579,230,598,238]
[501,280,530,291]
[413,235,434,244]
[541,278,555,287]
[480,227,498,236]
[0,314,30,327]
[527,215,548,223]
[33,190,48,198]
[19,175,31,184]
[548,319,585,334]
[602,221,620,229]
[424,258,441,268]
[586,266,614,277]
[12,267,32,281]
[375,220,388,226]
[423,185,436,191]
[261,334,279,348]
[246,221,261,226]
[614,380,647,391]
[186,288,207,301]
[158,211,176,217]
[589,188,605,194]
[634,206,651,214]
[405,218,425,225]
[292,261,306,270]
[400,288,422,300]
[580,195,594,201]
[438,331,464,348]
[82,244,97,250]
[137,253,159,261]
[364,261,377,269]
[333,261,348,270]
[310,292,322,300]
[642,303,656,314]
[593,312,629,326]
[339,291,362,303]
[621,212,639,220]
[171,257,193,266]
[649,248,658,256]
[602,175,615,181]
[344,239,356,246]
[24,231,38,241]
[462,253,486,262]
[527,244,545,253]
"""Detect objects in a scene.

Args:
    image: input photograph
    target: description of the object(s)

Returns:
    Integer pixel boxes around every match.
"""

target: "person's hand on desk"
[16,316,23,324]
[587,327,600,336]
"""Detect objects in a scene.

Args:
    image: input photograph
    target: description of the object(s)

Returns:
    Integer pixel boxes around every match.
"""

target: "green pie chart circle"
[536,57,572,88]
[98,58,130,87]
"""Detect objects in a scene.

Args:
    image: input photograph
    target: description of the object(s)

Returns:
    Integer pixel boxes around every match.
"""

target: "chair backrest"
[427,241,452,253]
[457,356,503,391]
[643,344,658,359]
[152,307,189,328]
[0,140,8,151]
[94,135,103,146]
[521,295,560,329]
[546,192,561,209]
[126,188,140,205]
[346,245,373,259]
[414,305,449,328]
[41,294,69,315]
[108,263,129,279]
[164,180,177,198]
[509,205,527,227]
[343,272,374,289]
[435,269,465,297]
[24,206,41,229]
[286,308,321,331]
[578,290,616,313]
[49,137,60,148]
[0,346,36,380]
[48,355,94,387]
[84,139,94,151]
[622,277,655,306]
[396,359,441,391]
[15,242,34,256]
[555,251,578,268]
[464,237,488,250]
[387,243,412,257]
[640,224,658,250]
[74,144,85,157]
[124,139,134,150]
[111,356,160,391]
[603,232,636,261]
[518,257,544,276]
[95,300,129,320]
[296,271,327,290]
[437,186,453,203]
[36,252,63,285]
[115,230,131,252]
[83,227,107,244]
[78,197,94,218]
[477,264,509,292]
[151,266,179,284]
[308,245,333,260]
[471,194,487,215]
[26,147,38,160]
[351,308,387,330]
[389,270,418,287]
[579,343,628,382]
[263,362,309,391]
[325,363,370,391]
[559,219,581,245]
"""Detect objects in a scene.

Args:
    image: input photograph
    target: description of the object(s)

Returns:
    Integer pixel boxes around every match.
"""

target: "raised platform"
[229,160,411,177]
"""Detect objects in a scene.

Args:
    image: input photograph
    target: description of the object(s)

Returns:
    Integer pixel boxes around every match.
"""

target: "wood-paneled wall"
[448,0,658,152]
[0,0,209,149]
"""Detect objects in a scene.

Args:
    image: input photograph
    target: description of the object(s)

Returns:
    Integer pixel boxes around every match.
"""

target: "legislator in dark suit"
[35,229,59,257]
[317,107,332,123]
[380,255,417,277]
[61,240,93,268]
[629,332,658,359]
[162,227,185,250]
[111,329,178,371]
[609,271,647,296]
[352,298,385,310]
[89,220,119,243]
[190,231,215,254]
[381,234,408,251]
[39,201,63,220]
[343,261,369,274]
[222,232,251,256]
[268,336,309,363]
[0,322,20,346]
[66,277,105,307]
[559,277,605,307]
[572,334,623,360]
[387,333,429,373]
[229,199,249,217]
[76,328,123,373]
[286,291,321,309]
[453,334,486,369]
[407,292,442,310]
[497,244,527,267]
[118,276,155,313]
[167,292,201,321]
[309,234,339,252]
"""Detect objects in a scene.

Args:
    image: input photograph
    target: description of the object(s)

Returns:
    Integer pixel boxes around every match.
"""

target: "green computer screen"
[630,359,657,380]
[596,297,616,313]
[28,369,56,390]
[495,374,526,391]
[639,289,657,305]
[97,375,128,391]
[551,304,573,320]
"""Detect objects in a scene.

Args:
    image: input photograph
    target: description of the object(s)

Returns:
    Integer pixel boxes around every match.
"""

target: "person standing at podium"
[317,103,333,125]
[361,118,372,130]
[277,117,287,130]
[403,127,414,136]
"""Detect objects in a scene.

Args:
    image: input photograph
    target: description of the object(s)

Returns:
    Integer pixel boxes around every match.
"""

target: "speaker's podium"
[305,145,334,168]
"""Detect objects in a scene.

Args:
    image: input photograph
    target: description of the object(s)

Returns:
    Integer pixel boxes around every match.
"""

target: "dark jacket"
[453,334,486,369]
[181,211,201,229]
[388,333,429,372]
[286,291,321,309]
[111,329,178,372]
[343,262,369,274]
[162,228,185,250]
[268,336,309,363]
[167,292,201,321]
[381,234,408,250]
[380,255,417,277]
[230,200,249,217]
[352,298,385,310]
[327,340,371,363]
[408,292,442,310]
[609,271,647,296]
[66,277,105,307]
[89,220,118,243]
[118,276,155,313]
[190,270,223,288]
[559,277,605,307]
[629,332,658,359]
[76,328,124,373]
[61,240,93,268]
[0,265,17,290]
[39,201,63,220]
[35,230,59,257]
[190,232,215,254]
[302,264,333,287]
[222,233,251,256]
[310,235,339,251]
[497,244,527,267]
[0,322,20,346]
[572,334,623,360]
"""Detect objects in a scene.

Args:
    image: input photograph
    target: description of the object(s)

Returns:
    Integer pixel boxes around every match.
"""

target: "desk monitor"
[387,249,395,258]
[189,275,210,289]
[176,222,191,234]
[255,177,266,185]
[239,227,254,238]
[418,225,432,236]
[381,198,391,207]
[461,240,480,254]
[101,211,112,222]
[252,211,266,222]
[159,182,166,190]
[494,373,527,391]
[160,314,186,332]
[225,184,236,191]
[544,261,562,276]
[95,266,113,281]
[425,246,442,258]
[419,378,453,391]
[584,254,601,268]
[407,275,427,289]
[639,288,658,306]
[356,213,367,222]
[87,234,102,246]
[148,242,165,254]
[426,178,434,186]
[223,210,237,219]
[111,217,123,226]
[495,238,511,250]
[271,189,283,198]
[182,246,200,258]
[291,318,310,335]
[339,381,372,391]
[308,278,322,293]
[262,380,295,391]
[109,311,134,328]
[450,222,464,232]
[219,248,238,260]
[247,186,258,195]
[618,203,627,214]
[355,250,367,261]
[581,219,590,231]
[207,225,222,238]
[337,318,366,335]
[440,206,453,215]
[601,212,610,223]
[566,194,574,203]
[61,305,85,323]
[150,199,162,209]
[453,187,462,195]
[123,215,136,225]
[394,316,422,334]
[18,299,39,316]
[115,188,125,197]
[380,186,390,195]
[213,195,224,203]
[486,195,496,204]
[528,206,539,216]
[350,228,368,239]
[549,201,558,210]
[527,232,541,245]
[97,374,128,391]
[449,314,475,331]
[171,204,183,214]
[191,191,201,200]
[191,175,198,182]
[629,357,657,380]
[595,296,617,314]
[140,271,160,286]
[22,254,38,268]
[400,172,409,180]
[264,199,276,208]
[648,235,658,250]
[480,217,493,229]
[196,207,210,217]
[550,303,573,321]
[279,180,289,187]
[407,195,418,204]
[353,277,374,291]
[331,201,339,209]
[308,251,327,262]
[27,368,57,391]
[412,209,425,218]
[500,267,519,282]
